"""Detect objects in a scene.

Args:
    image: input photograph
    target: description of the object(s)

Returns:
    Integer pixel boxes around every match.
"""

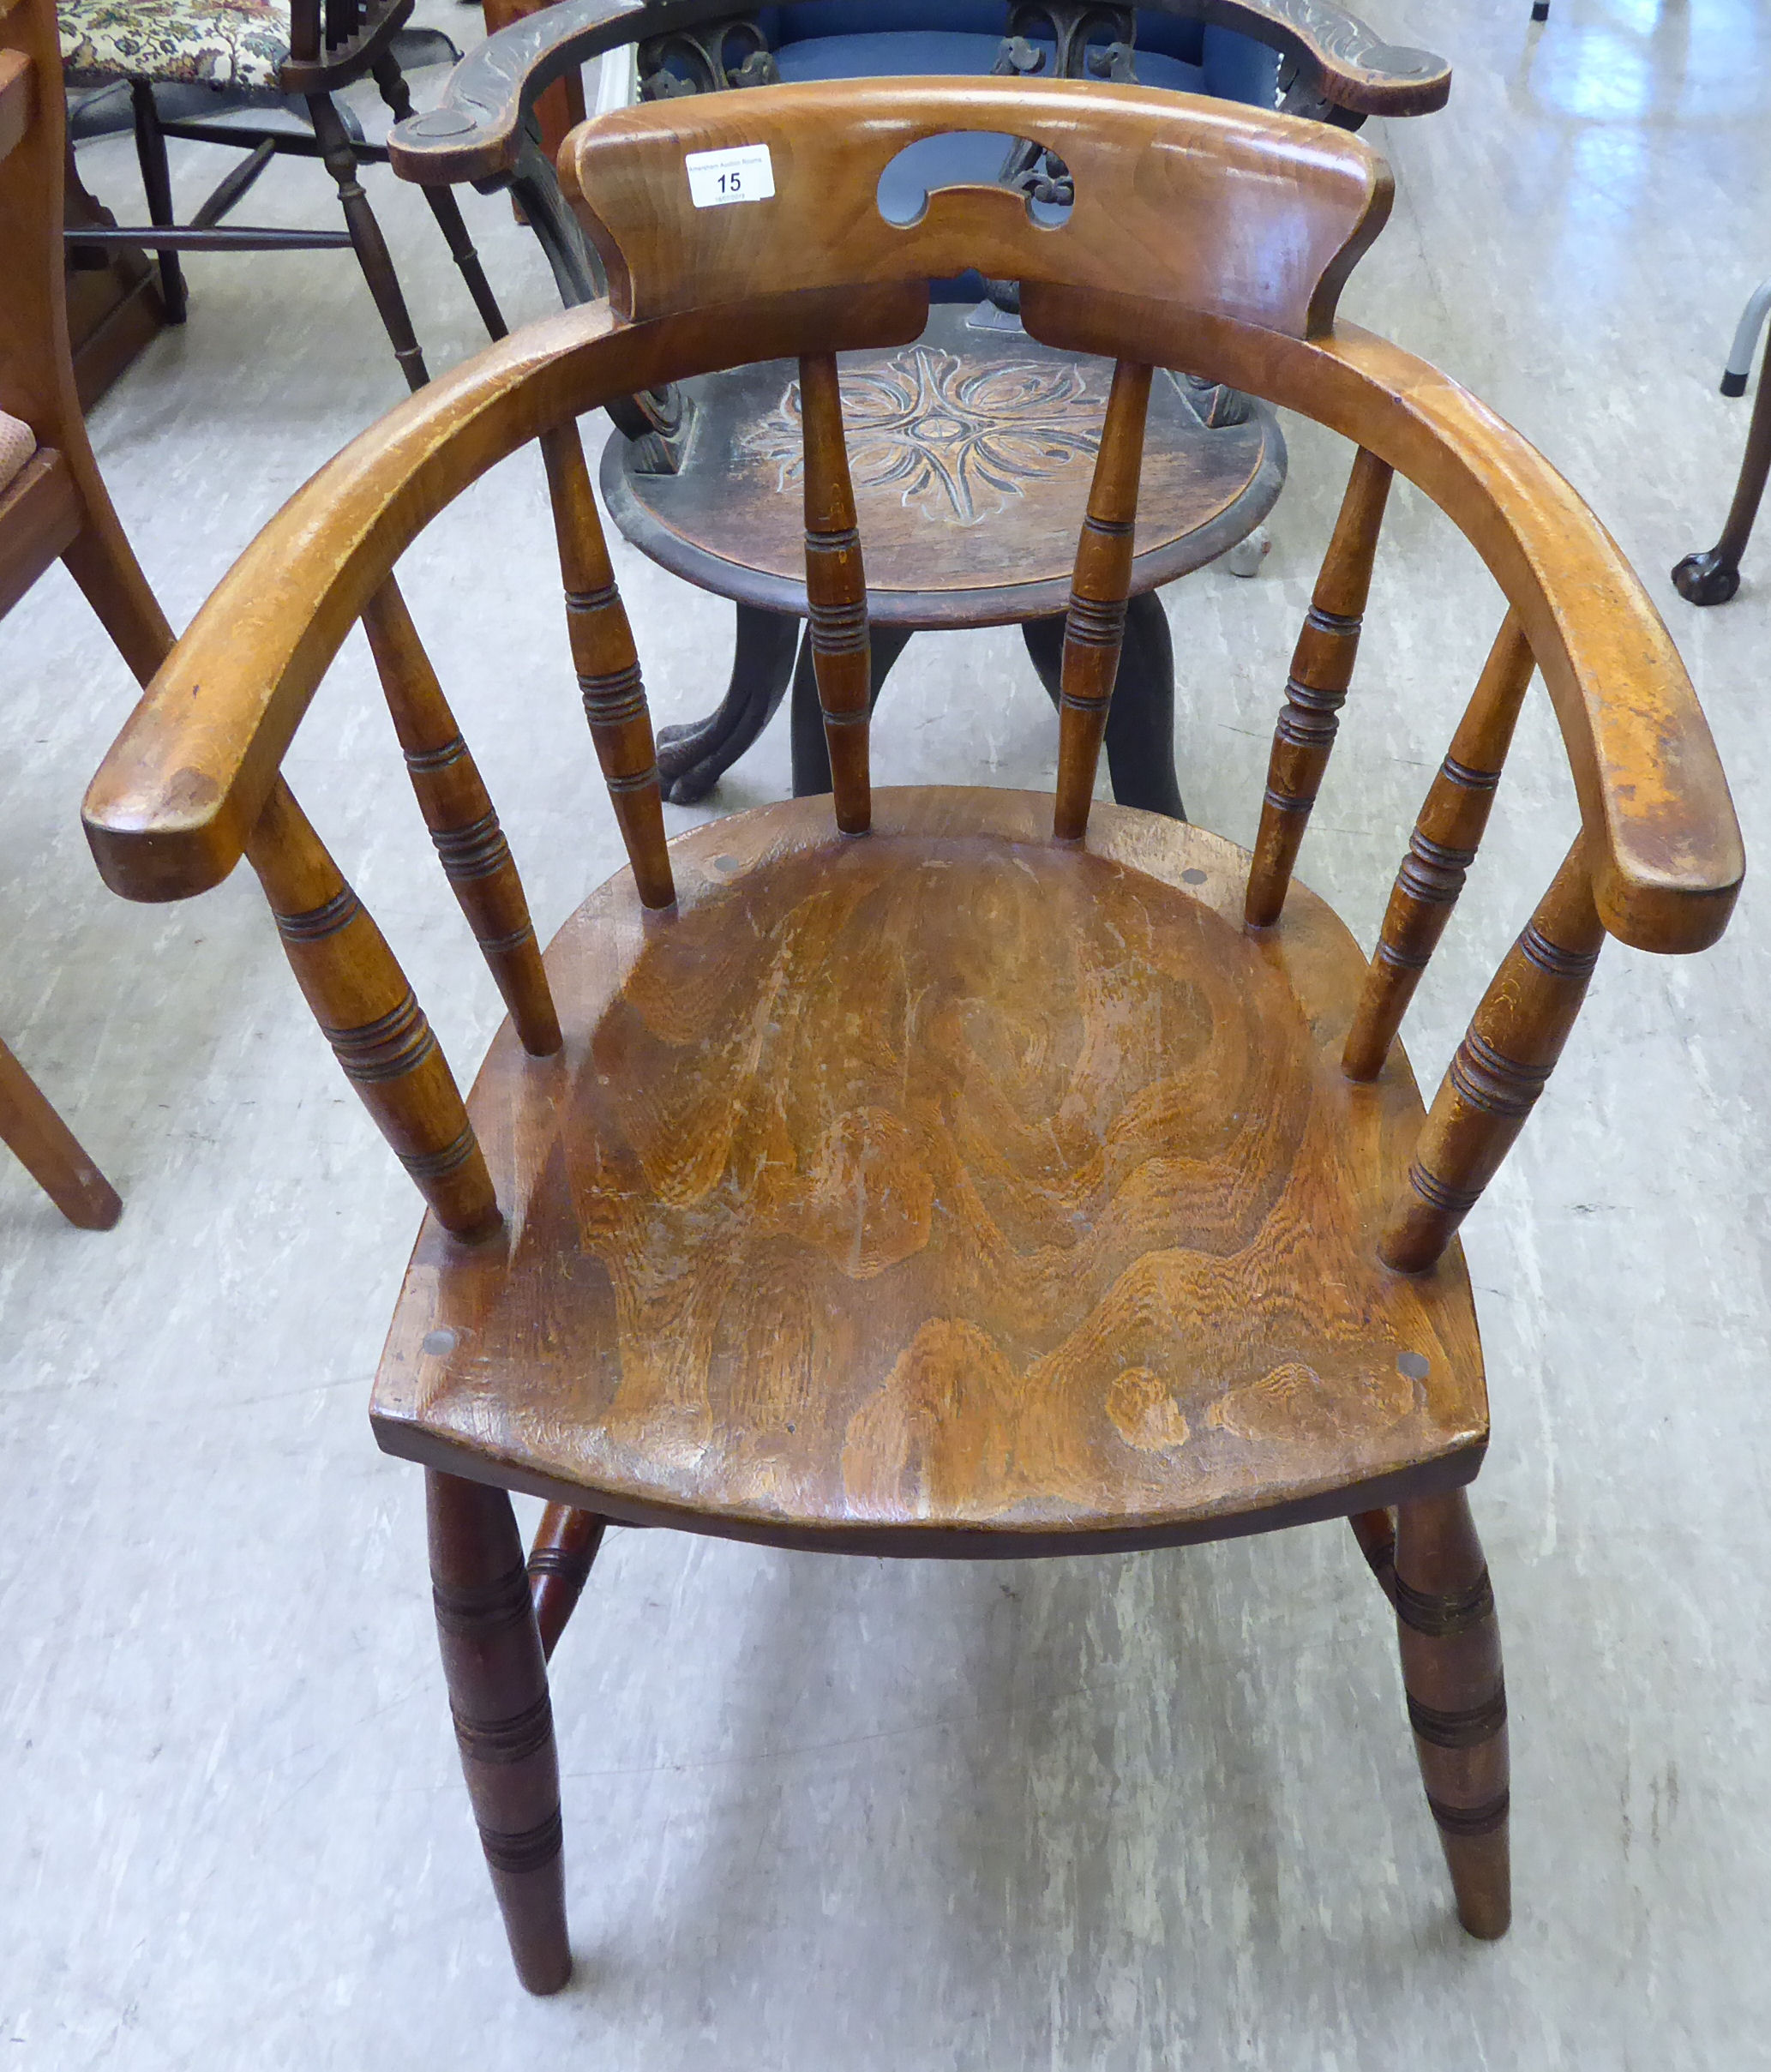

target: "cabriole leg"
[428,1468,571,1993]
[1393,1490,1510,1939]
[656,604,801,803]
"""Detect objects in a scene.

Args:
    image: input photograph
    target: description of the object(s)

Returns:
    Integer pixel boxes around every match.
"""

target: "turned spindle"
[1054,358,1154,842]
[527,1503,607,1661]
[362,579,561,1059]
[539,422,675,909]
[1348,1506,1399,1605]
[798,352,873,836]
[243,778,501,1240]
[1382,836,1605,1272]
[1343,612,1535,1081]
[1245,447,1393,926]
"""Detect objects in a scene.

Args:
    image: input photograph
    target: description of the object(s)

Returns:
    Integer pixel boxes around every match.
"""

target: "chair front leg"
[306,91,428,391]
[129,81,187,321]
[427,1468,571,1993]
[1393,1489,1510,1938]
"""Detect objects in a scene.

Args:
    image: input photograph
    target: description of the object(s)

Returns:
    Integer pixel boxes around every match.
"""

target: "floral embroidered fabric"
[58,0,291,91]
[0,413,39,495]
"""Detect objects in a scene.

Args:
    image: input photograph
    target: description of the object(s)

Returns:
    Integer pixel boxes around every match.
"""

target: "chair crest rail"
[385,0,1450,193]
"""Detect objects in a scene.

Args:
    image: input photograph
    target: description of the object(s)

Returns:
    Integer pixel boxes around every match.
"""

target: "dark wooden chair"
[2,0,167,1228]
[392,0,1450,809]
[56,0,509,388]
[86,79,1742,1991]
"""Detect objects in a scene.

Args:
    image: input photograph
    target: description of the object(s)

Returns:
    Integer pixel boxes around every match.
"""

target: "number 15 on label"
[685,144,777,209]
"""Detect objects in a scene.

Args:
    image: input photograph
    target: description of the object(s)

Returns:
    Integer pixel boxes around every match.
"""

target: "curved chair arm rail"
[386,0,1450,191]
[80,289,1739,952]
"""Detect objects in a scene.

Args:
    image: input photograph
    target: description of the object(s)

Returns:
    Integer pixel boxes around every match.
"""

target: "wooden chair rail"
[80,292,1738,954]
[385,0,1452,194]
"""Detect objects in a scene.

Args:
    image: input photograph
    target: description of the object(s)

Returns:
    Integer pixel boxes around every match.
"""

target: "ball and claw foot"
[1671,550,1741,605]
[1225,526,1272,579]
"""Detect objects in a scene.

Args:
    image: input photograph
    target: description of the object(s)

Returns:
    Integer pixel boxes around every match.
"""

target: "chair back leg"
[306,91,428,389]
[128,81,186,321]
[369,52,510,342]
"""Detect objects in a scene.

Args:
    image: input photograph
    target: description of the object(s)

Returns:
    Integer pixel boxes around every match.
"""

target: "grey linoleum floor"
[5,1,1770,2063]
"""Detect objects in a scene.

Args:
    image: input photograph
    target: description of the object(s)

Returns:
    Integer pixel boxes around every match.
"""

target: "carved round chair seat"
[604,304,1283,625]
[374,790,1483,1549]
[614,303,1284,811]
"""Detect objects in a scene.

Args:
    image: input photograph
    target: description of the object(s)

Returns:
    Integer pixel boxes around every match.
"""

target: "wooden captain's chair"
[84,80,1742,1989]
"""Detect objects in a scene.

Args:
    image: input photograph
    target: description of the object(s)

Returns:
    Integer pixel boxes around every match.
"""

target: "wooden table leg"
[657,604,801,802]
[0,1037,122,1229]
[1023,590,1186,821]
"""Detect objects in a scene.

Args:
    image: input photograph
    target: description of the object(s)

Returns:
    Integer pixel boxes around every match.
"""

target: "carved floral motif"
[747,345,1106,528]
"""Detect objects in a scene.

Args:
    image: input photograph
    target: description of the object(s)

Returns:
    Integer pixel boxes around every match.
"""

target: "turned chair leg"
[1392,1490,1510,1938]
[129,81,186,322]
[305,92,428,393]
[369,54,508,343]
[0,1036,122,1229]
[427,1468,571,1993]
[1673,308,1771,605]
